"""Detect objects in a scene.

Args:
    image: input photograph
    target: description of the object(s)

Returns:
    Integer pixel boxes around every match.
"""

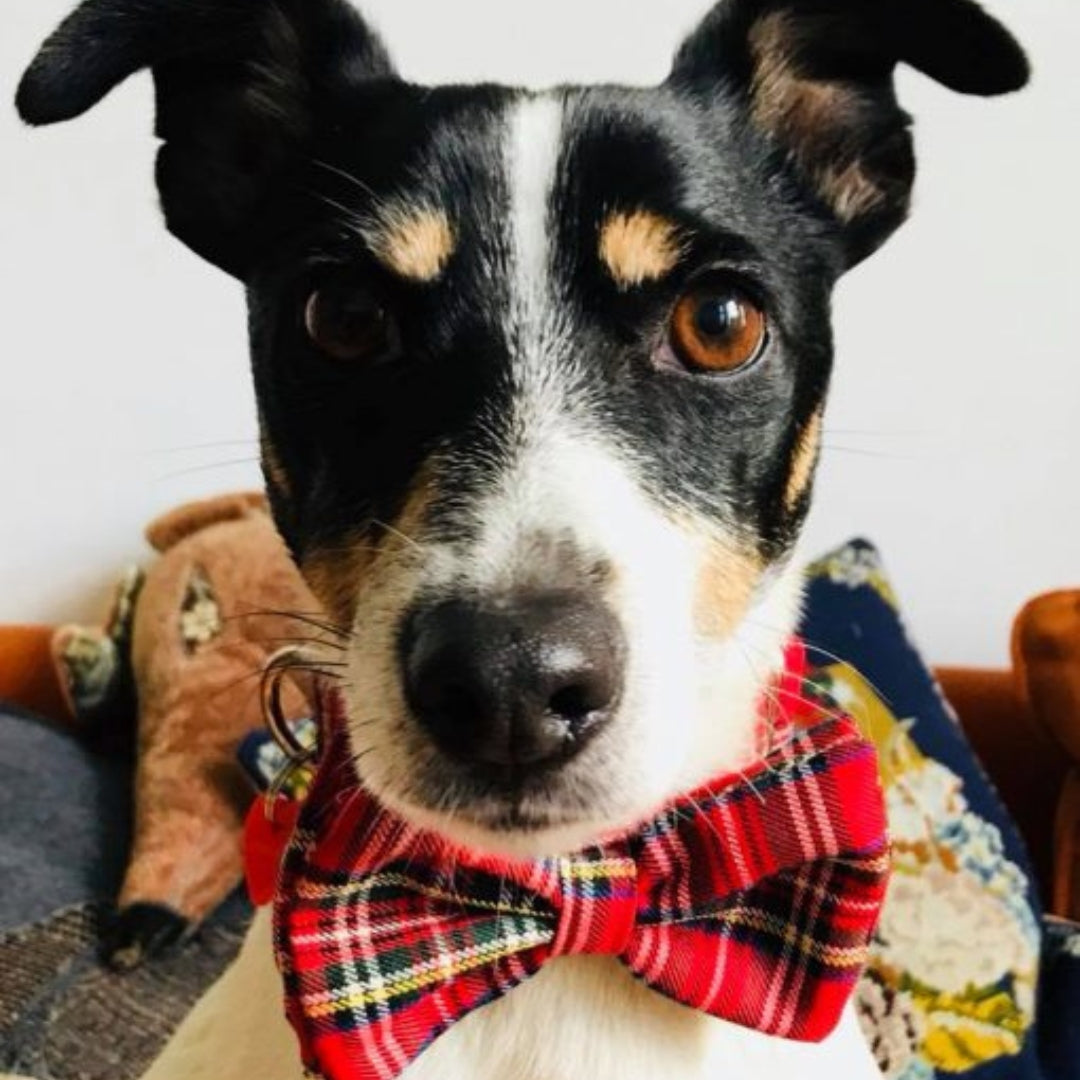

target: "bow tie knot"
[550,855,639,958]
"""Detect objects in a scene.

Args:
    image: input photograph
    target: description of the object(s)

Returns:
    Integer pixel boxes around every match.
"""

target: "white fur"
[507,92,563,322]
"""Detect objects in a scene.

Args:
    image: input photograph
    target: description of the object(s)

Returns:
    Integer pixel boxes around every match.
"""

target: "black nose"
[401,592,625,770]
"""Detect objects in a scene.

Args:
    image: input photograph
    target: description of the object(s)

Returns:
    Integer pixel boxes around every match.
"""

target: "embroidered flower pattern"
[180,567,223,652]
[808,541,899,609]
[857,971,927,1078]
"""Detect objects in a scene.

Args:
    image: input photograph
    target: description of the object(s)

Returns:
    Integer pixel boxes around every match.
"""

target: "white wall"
[2,0,1076,666]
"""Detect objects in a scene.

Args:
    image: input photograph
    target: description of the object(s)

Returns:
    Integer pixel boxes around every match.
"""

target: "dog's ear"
[16,0,396,277]
[668,0,1029,266]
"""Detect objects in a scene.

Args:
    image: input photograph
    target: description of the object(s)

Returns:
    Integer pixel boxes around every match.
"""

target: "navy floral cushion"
[800,540,1045,1079]
[1038,918,1080,1077]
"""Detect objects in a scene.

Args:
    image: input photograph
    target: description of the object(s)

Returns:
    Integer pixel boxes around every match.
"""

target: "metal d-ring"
[260,646,320,818]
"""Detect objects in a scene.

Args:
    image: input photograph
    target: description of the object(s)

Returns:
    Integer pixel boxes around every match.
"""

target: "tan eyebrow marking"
[598,210,686,289]
[366,203,456,282]
[785,408,824,511]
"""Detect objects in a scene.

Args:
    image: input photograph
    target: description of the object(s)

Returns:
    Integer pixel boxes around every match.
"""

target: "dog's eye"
[669,282,766,374]
[304,281,394,362]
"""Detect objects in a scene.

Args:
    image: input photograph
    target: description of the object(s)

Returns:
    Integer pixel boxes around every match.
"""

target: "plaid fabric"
[266,641,889,1080]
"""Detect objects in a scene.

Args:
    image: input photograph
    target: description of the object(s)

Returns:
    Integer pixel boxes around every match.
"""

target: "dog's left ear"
[16,0,396,277]
[668,0,1029,266]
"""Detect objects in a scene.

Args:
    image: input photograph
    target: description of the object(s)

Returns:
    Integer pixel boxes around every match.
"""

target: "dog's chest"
[402,955,710,1080]
[402,955,879,1080]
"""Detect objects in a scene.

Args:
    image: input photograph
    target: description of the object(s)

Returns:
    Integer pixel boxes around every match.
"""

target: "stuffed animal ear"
[145,492,268,553]
[16,0,397,277]
[667,0,1029,266]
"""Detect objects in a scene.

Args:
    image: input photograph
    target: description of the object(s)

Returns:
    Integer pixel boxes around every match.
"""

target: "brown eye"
[669,281,767,373]
[304,281,394,362]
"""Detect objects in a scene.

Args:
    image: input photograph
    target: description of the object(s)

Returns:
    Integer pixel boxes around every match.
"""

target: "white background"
[1,0,1076,666]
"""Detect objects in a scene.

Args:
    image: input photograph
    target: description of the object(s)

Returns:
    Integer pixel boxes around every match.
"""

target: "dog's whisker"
[154,456,262,481]
[276,666,346,682]
[310,158,379,199]
[277,657,349,669]
[821,443,911,460]
[305,187,366,227]
[144,438,259,456]
[824,426,916,436]
[371,518,423,551]
[730,639,788,777]
[264,650,349,676]
[208,665,272,701]
[733,636,851,731]
[260,634,347,653]
[231,608,353,641]
[739,616,893,706]
[759,682,852,729]
[295,538,394,559]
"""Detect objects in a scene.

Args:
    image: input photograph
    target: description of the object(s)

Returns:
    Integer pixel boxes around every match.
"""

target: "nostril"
[547,679,610,727]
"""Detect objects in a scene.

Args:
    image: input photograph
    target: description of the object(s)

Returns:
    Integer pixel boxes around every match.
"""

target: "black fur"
[104,902,188,970]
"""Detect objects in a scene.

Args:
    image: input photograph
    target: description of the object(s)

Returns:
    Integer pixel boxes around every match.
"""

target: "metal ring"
[260,646,320,819]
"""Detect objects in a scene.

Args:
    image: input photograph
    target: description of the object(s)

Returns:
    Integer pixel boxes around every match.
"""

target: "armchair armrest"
[0,624,71,723]
[1055,772,1080,922]
[1013,590,1080,923]
[939,659,1080,922]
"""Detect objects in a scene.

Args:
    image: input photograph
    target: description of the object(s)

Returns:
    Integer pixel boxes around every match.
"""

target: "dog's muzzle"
[400,590,626,774]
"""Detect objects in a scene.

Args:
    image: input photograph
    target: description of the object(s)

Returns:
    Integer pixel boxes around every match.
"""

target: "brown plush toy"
[51,492,320,968]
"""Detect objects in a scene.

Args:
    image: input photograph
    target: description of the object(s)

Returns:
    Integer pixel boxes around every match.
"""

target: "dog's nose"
[402,592,625,769]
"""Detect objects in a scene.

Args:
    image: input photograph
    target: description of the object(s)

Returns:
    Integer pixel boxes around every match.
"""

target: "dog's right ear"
[16,0,396,277]
[668,0,1029,268]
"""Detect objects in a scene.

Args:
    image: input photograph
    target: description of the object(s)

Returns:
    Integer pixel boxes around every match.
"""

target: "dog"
[17,0,1028,1077]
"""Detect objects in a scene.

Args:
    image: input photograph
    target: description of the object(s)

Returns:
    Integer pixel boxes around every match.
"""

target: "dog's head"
[19,0,1026,855]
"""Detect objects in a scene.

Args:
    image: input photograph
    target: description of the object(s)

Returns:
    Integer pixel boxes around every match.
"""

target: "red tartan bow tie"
[248,641,889,1080]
